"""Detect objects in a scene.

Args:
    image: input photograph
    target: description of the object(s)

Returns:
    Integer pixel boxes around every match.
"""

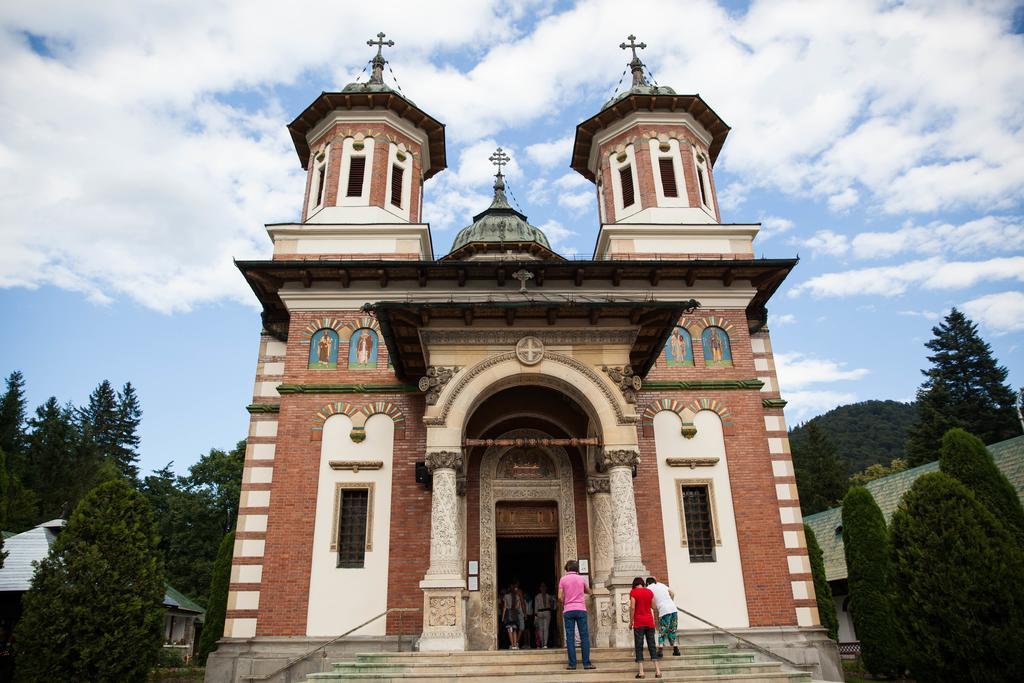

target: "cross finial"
[368,32,395,58]
[619,34,646,62]
[367,32,394,84]
[489,147,511,176]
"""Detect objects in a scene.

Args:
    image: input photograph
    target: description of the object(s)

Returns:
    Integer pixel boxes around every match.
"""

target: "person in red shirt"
[629,577,662,679]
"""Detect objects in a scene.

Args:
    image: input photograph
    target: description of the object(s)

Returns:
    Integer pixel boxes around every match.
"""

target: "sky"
[1,0,1022,477]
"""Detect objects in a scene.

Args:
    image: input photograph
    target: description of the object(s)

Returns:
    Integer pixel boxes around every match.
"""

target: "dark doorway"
[496,536,558,649]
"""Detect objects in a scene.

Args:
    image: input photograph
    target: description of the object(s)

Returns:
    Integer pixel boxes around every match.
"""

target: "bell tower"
[270,33,447,260]
[572,36,758,260]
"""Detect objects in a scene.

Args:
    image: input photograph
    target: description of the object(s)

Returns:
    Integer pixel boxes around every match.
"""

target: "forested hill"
[789,400,918,473]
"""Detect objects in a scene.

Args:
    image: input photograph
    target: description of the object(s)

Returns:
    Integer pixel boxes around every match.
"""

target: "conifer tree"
[841,486,902,676]
[939,427,1024,543]
[804,523,838,641]
[890,472,1024,682]
[0,371,27,458]
[197,531,235,664]
[906,308,1018,465]
[78,380,127,479]
[792,422,847,514]
[114,382,142,480]
[15,480,165,682]
[25,398,80,520]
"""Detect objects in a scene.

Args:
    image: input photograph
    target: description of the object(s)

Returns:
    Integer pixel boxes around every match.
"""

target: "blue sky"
[1,0,1022,477]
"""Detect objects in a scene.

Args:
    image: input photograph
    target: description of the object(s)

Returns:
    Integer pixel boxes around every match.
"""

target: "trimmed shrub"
[841,486,902,676]
[804,523,838,641]
[197,530,234,665]
[891,472,1024,682]
[15,479,164,682]
[939,427,1024,543]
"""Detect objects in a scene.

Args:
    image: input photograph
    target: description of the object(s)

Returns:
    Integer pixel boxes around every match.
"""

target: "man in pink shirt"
[557,559,595,670]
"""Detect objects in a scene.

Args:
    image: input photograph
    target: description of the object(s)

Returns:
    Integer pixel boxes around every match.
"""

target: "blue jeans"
[563,610,591,668]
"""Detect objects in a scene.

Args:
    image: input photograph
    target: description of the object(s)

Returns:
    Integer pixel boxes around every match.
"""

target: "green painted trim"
[246,403,280,414]
[762,398,788,409]
[643,379,765,391]
[276,383,419,395]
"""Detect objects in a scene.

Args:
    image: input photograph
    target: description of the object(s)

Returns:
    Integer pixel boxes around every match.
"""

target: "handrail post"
[676,605,801,669]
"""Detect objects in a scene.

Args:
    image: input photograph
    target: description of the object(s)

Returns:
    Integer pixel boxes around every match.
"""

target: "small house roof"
[164,584,206,618]
[804,435,1024,583]
[0,522,61,592]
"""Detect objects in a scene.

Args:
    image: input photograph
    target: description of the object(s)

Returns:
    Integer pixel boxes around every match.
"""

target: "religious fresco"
[308,329,340,369]
[702,326,732,367]
[348,328,379,369]
[664,326,694,367]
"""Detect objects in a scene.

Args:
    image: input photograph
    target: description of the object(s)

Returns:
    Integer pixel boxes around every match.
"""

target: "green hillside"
[790,400,918,474]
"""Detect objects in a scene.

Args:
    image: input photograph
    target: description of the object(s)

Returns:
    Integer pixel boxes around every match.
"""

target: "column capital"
[426,450,463,472]
[602,449,639,470]
[587,476,611,495]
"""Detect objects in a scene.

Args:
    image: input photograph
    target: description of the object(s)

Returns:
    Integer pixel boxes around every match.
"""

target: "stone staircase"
[306,644,814,682]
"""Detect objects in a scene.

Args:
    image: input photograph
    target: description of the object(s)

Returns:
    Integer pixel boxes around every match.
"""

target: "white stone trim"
[243,467,273,484]
[779,506,802,525]
[759,377,776,392]
[783,530,800,549]
[254,381,281,398]
[231,564,263,584]
[384,142,413,221]
[771,459,794,477]
[265,340,287,356]
[235,539,266,557]
[648,138,688,208]
[691,144,717,220]
[338,137,374,207]
[238,514,268,533]
[306,146,330,219]
[754,357,770,371]
[764,415,786,432]
[261,362,285,377]
[229,590,261,610]
[768,438,785,454]
[224,618,257,638]
[787,555,811,575]
[305,110,432,176]
[249,443,276,460]
[251,420,278,438]
[609,145,642,221]
[241,490,271,508]
[795,606,816,627]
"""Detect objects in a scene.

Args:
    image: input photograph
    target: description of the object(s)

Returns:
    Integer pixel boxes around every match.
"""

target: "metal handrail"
[676,606,801,669]
[241,607,421,681]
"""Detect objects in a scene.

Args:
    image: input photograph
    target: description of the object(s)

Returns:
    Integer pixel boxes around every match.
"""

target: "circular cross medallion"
[515,336,545,366]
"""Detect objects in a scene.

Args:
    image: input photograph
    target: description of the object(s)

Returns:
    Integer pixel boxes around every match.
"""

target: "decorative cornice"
[642,379,765,391]
[419,367,459,405]
[419,328,639,346]
[666,457,720,468]
[329,460,384,472]
[425,450,464,472]
[246,403,280,414]
[602,449,640,469]
[277,383,419,395]
[602,365,641,404]
[762,398,788,408]
[587,477,611,495]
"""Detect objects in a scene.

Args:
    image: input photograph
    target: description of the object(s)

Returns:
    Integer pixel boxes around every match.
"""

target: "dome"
[450,174,551,252]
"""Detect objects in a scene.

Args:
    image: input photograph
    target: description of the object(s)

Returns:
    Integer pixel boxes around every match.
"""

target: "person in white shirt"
[645,576,680,657]
[534,583,554,648]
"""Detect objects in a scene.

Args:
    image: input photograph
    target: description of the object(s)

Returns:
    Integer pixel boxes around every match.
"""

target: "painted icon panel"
[348,328,379,369]
[702,327,732,367]
[664,326,694,367]
[309,329,340,369]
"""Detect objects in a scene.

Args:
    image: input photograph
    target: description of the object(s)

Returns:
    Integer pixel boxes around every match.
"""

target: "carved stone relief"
[496,448,556,479]
[419,328,638,346]
[419,366,459,406]
[427,466,461,577]
[602,365,642,404]
[428,596,457,627]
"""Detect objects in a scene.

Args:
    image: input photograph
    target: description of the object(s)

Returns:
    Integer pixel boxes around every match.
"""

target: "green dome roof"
[450,174,551,251]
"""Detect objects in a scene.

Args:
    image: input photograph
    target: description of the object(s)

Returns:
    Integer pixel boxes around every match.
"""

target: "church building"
[207,34,840,681]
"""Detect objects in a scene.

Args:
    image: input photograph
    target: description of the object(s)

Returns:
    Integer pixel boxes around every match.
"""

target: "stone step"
[349,645,732,665]
[325,660,779,678]
[336,653,755,674]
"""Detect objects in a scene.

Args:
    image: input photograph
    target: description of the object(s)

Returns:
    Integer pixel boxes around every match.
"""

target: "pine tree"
[841,486,902,676]
[0,371,27,458]
[197,531,234,664]
[906,308,1018,465]
[78,380,123,477]
[114,382,142,480]
[15,479,165,682]
[890,472,1024,682]
[804,523,838,641]
[792,422,847,515]
[25,398,80,520]
[939,427,1024,543]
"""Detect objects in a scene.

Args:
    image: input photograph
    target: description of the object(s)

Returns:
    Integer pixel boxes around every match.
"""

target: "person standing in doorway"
[557,560,595,670]
[630,577,662,679]
[521,588,534,649]
[645,576,681,657]
[535,582,554,648]
[501,584,521,650]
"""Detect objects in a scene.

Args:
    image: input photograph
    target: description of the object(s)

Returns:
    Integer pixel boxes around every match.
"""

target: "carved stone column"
[419,450,467,651]
[602,449,648,648]
[587,476,614,647]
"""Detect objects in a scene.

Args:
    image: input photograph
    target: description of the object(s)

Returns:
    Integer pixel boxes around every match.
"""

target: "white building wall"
[306,413,395,636]
[654,410,750,629]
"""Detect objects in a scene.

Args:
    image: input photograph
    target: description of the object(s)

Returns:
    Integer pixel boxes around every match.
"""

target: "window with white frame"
[608,146,641,220]
[331,482,374,568]
[338,137,374,207]
[385,142,413,219]
[648,138,687,208]
[692,147,714,214]
[307,149,329,218]
[677,479,720,563]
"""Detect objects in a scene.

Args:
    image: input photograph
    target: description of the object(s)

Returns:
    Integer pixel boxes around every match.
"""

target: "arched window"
[701,327,732,367]
[348,328,379,370]
[664,326,694,367]
[308,329,340,369]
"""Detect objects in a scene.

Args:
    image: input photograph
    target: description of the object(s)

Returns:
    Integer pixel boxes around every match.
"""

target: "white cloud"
[791,256,1024,298]
[537,218,576,253]
[784,390,860,424]
[774,352,869,391]
[525,136,574,169]
[961,291,1024,334]
[827,188,859,212]
[897,309,943,321]
[770,313,796,326]
[756,215,794,241]
[800,230,849,257]
[848,216,1024,260]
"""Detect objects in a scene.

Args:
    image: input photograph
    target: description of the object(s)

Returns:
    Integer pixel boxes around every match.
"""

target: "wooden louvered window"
[659,158,678,198]
[681,485,716,562]
[697,167,710,207]
[314,165,326,206]
[337,488,370,568]
[619,166,635,207]
[390,165,404,208]
[346,157,366,198]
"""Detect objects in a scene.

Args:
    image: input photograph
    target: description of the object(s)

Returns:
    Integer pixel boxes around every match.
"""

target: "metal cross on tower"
[489,147,510,176]
[619,34,647,61]
[367,32,394,84]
